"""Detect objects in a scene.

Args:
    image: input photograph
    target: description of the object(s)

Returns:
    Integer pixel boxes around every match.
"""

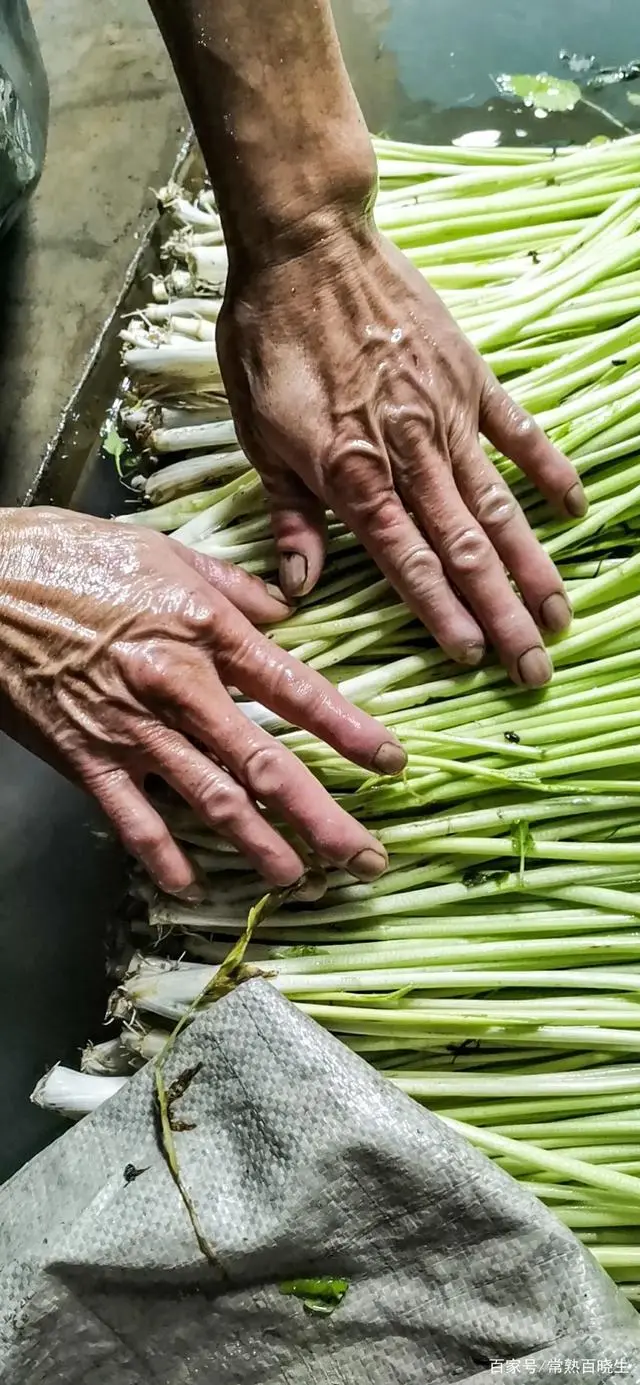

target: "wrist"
[149,0,378,269]
[217,122,378,272]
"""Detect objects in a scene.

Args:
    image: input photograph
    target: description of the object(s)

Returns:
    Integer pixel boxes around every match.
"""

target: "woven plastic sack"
[1,980,639,1384]
[0,0,47,236]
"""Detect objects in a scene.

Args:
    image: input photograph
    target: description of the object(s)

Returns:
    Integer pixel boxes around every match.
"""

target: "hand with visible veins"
[0,509,405,897]
[150,0,588,689]
[218,232,585,688]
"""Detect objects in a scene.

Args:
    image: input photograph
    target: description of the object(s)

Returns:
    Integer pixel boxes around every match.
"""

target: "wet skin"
[0,1,586,892]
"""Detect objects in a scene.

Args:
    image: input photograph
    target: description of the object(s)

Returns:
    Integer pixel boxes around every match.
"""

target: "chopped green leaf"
[280,1277,349,1315]
[462,866,511,889]
[495,72,581,113]
[511,820,535,884]
[278,945,325,958]
[102,424,137,481]
[103,425,126,464]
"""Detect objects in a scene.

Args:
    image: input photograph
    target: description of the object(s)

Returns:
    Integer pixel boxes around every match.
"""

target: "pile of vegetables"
[35,133,640,1303]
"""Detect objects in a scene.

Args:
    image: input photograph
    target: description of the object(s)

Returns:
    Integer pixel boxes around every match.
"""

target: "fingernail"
[517,646,553,688]
[540,592,572,633]
[175,882,206,904]
[292,869,327,902]
[372,741,407,775]
[280,552,308,597]
[347,846,388,881]
[266,582,292,609]
[565,482,588,518]
[459,641,485,668]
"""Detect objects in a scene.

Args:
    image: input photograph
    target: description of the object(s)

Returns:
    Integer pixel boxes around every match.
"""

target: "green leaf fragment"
[279,1277,349,1315]
[279,944,326,958]
[495,72,581,113]
[103,424,135,480]
[462,866,511,889]
[103,425,126,461]
[511,820,535,883]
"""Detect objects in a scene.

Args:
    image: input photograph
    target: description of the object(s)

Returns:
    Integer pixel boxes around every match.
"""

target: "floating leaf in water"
[103,425,126,465]
[494,72,581,113]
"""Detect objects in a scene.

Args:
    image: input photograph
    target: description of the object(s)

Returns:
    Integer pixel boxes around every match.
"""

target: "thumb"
[265,467,327,600]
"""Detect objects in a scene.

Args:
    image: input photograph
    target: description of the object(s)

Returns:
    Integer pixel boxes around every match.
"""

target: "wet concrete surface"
[0,0,186,509]
[0,0,639,1180]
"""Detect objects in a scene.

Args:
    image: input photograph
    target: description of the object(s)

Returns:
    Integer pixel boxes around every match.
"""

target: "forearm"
[148,0,376,264]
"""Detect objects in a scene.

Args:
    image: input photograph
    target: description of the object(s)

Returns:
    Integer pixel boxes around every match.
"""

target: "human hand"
[0,509,405,896]
[218,225,587,688]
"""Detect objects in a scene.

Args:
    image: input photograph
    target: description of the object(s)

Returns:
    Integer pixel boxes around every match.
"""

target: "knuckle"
[181,597,218,641]
[448,412,475,455]
[388,405,437,452]
[396,542,445,595]
[127,642,180,696]
[474,482,518,533]
[197,773,247,828]
[187,602,216,633]
[505,407,539,449]
[214,628,255,679]
[371,493,403,531]
[242,743,287,799]
[324,443,392,510]
[442,525,492,577]
[129,819,167,859]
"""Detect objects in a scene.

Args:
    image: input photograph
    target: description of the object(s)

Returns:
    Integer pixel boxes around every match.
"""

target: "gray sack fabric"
[1,979,639,1384]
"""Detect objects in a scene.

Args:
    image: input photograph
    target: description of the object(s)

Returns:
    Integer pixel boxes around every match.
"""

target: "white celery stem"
[151,418,237,453]
[144,450,249,505]
[31,1065,128,1119]
[81,1038,133,1076]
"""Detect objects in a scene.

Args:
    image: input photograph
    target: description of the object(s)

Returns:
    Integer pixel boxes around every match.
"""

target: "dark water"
[335,0,640,145]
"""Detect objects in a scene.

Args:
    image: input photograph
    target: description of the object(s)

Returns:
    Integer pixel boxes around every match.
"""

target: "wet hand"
[218,225,587,687]
[0,508,405,896]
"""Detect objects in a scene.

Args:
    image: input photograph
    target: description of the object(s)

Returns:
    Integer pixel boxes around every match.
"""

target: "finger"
[336,473,485,665]
[133,607,406,777]
[264,467,327,599]
[207,610,407,773]
[146,727,307,887]
[175,680,390,880]
[456,447,572,636]
[399,451,552,687]
[171,542,292,624]
[480,375,588,518]
[86,767,203,899]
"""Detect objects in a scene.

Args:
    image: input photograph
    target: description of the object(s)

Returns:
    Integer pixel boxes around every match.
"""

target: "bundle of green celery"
[35,133,640,1304]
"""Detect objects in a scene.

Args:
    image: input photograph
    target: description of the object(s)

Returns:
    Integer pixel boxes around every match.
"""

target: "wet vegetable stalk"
[33,132,640,1307]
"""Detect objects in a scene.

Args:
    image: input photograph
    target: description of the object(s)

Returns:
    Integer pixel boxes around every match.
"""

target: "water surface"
[334,0,640,145]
